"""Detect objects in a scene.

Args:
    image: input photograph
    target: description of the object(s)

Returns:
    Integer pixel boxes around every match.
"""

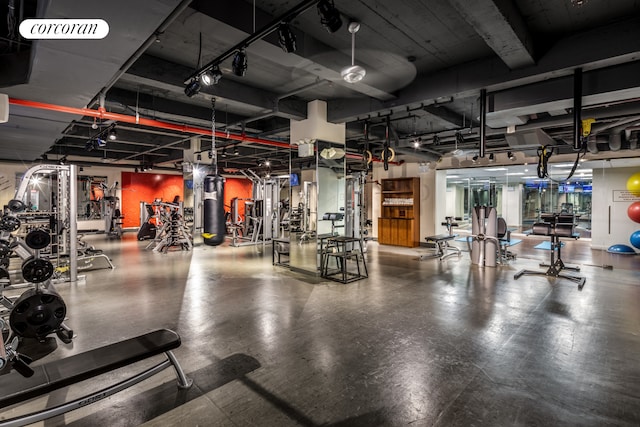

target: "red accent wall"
[121,172,184,228]
[224,178,253,220]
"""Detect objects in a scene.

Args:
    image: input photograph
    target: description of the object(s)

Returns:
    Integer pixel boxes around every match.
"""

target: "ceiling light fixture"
[184,79,201,97]
[317,0,342,33]
[341,22,366,83]
[234,146,240,155]
[508,151,516,160]
[232,49,248,76]
[201,66,222,86]
[107,127,117,141]
[413,138,421,148]
[278,23,297,53]
[488,153,495,162]
[451,132,463,156]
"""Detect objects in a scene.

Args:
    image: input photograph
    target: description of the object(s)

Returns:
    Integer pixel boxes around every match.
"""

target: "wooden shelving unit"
[378,177,420,247]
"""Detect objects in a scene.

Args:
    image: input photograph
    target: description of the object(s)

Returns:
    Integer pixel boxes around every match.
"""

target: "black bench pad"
[0,329,180,409]
[425,234,456,242]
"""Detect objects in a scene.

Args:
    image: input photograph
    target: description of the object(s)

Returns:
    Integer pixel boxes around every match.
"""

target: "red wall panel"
[120,174,252,228]
[224,177,253,220]
[121,172,184,228]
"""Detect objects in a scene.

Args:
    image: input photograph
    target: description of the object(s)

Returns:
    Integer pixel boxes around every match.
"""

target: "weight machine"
[227,171,279,247]
[141,200,192,253]
[466,206,500,268]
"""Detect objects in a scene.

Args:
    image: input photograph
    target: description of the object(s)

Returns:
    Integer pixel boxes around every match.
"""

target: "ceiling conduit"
[9,98,399,165]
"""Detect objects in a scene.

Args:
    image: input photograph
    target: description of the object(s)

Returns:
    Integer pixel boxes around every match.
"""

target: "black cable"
[536,143,587,183]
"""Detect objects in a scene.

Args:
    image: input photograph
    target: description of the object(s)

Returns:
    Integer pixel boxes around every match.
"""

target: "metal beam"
[106,87,247,126]
[328,16,640,123]
[447,0,534,69]
[423,105,466,129]
[125,54,308,121]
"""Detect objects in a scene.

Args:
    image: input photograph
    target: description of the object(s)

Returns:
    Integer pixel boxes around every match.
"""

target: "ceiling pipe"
[88,0,194,109]
[10,97,399,166]
[573,68,582,150]
[479,88,487,158]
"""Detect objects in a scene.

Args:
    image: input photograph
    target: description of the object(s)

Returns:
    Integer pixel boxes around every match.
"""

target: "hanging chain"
[211,97,218,175]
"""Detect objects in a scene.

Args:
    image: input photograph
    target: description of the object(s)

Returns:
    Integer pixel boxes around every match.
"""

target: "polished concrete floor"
[1,232,640,426]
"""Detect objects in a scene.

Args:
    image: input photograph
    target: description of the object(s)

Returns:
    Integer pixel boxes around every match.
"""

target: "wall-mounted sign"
[613,190,640,202]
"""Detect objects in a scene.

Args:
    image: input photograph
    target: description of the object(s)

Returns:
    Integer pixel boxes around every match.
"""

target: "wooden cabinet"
[378,177,420,247]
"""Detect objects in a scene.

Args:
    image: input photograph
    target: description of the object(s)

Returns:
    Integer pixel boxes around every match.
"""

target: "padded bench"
[0,328,191,426]
[421,234,461,261]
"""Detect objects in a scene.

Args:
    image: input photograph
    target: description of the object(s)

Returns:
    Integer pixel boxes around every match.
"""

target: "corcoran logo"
[19,19,109,39]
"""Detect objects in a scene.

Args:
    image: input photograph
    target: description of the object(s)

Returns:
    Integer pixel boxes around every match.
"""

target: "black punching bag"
[203,174,226,246]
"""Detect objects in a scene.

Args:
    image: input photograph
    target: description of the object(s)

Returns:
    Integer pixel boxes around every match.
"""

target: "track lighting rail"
[183,0,322,85]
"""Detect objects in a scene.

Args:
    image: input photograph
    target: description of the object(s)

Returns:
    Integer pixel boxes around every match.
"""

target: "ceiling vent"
[505,128,555,149]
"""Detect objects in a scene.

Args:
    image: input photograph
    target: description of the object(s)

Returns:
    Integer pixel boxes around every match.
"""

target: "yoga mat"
[534,241,564,250]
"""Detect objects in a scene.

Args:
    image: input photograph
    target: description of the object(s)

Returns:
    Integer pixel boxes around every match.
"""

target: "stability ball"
[628,201,640,224]
[631,230,640,250]
[627,172,640,196]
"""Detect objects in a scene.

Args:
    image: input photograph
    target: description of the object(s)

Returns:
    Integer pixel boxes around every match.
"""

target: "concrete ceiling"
[1,0,640,175]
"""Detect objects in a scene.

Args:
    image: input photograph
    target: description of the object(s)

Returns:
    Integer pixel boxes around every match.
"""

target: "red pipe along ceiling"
[8,98,401,165]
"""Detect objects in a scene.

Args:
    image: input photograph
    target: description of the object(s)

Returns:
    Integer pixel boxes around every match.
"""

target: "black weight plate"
[21,257,54,283]
[25,229,51,250]
[7,199,26,213]
[0,216,20,232]
[0,241,10,257]
[9,287,66,339]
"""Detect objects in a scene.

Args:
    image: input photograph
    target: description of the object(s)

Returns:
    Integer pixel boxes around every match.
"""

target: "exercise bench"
[514,214,585,290]
[0,328,192,426]
[420,216,461,261]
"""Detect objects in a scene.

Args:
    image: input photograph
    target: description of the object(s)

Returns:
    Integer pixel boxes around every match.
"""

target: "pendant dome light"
[341,22,366,83]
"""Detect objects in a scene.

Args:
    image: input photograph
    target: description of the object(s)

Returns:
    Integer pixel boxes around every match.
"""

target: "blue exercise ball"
[631,230,640,250]
[607,244,637,254]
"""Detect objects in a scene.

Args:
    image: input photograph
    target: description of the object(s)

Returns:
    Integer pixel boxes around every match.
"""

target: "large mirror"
[288,140,346,275]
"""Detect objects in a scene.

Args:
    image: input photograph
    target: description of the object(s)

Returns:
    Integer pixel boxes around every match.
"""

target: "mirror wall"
[288,140,346,274]
[445,162,593,235]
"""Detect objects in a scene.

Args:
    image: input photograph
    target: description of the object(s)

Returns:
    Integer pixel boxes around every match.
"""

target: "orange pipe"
[9,97,400,164]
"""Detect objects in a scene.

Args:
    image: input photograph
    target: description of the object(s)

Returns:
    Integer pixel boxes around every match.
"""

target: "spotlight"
[184,79,201,97]
[107,127,117,141]
[201,66,222,85]
[472,155,479,163]
[278,23,297,53]
[222,148,227,158]
[413,138,421,148]
[317,0,342,33]
[489,153,495,162]
[91,118,98,129]
[265,160,271,167]
[508,151,516,160]
[232,50,248,76]
[208,150,213,159]
[234,146,240,155]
